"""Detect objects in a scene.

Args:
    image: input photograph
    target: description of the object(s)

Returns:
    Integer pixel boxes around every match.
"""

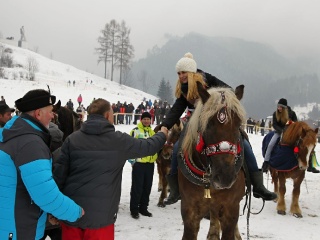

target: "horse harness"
[180,91,244,198]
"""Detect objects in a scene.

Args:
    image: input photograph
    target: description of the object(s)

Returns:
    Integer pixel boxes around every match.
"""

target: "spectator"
[133,108,140,125]
[0,100,15,127]
[125,103,135,125]
[77,94,82,107]
[129,112,157,219]
[118,104,126,124]
[260,119,265,136]
[53,98,168,239]
[0,89,84,240]
[154,104,161,125]
[66,99,74,111]
[149,106,155,124]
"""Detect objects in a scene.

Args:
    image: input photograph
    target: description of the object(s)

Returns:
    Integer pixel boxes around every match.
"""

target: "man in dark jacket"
[0,89,84,240]
[53,98,168,240]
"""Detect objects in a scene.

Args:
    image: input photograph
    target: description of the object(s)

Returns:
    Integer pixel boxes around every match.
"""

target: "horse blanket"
[262,131,298,171]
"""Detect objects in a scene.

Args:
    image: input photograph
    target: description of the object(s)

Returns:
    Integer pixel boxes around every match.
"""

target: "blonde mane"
[182,87,246,156]
[282,121,317,147]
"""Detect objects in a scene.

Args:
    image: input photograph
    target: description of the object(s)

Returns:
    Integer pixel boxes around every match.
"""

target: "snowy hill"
[0,42,157,109]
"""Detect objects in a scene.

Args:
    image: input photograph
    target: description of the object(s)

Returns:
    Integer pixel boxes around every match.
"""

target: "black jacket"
[162,70,230,129]
[272,106,298,133]
[53,114,166,229]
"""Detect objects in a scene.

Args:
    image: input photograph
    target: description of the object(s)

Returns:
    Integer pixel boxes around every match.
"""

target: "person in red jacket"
[77,94,82,107]
[149,106,155,124]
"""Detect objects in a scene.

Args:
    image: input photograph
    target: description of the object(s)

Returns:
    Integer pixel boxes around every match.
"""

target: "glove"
[262,161,269,173]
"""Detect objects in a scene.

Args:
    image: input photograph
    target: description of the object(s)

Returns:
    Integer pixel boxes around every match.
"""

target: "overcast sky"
[1,0,319,78]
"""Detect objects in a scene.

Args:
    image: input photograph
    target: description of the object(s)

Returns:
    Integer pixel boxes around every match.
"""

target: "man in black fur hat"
[0,89,84,240]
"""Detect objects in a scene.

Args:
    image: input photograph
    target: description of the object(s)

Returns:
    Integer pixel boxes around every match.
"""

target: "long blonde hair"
[175,72,207,101]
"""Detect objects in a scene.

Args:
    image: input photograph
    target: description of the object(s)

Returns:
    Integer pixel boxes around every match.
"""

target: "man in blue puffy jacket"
[0,89,84,240]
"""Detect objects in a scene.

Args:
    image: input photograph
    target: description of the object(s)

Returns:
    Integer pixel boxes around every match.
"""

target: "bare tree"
[115,20,134,84]
[26,56,39,81]
[96,23,112,79]
[95,20,120,81]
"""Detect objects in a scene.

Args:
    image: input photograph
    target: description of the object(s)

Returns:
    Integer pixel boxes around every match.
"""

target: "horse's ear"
[53,100,61,111]
[234,85,244,101]
[197,82,210,104]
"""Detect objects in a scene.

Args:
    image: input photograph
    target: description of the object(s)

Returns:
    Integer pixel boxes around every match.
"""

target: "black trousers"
[130,162,154,213]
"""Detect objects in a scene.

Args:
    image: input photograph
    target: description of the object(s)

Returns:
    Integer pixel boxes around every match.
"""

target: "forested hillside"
[129,33,319,118]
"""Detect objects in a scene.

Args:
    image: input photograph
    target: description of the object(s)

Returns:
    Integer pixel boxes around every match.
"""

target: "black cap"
[277,98,287,108]
[0,101,15,114]
[15,89,56,112]
[141,112,152,119]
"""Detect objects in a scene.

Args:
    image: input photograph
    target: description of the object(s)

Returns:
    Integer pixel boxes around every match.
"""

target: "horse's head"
[160,143,174,160]
[161,121,183,160]
[182,83,246,189]
[52,100,81,141]
[281,122,318,170]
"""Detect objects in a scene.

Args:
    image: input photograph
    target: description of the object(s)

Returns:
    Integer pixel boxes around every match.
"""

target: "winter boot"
[250,170,277,201]
[164,174,180,205]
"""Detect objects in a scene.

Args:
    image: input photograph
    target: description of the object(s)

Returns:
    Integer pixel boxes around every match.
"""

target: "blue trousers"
[169,138,258,175]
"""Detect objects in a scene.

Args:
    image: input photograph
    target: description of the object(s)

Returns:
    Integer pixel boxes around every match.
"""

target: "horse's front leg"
[277,174,287,215]
[179,174,207,240]
[156,161,163,192]
[219,205,241,240]
[290,172,305,218]
[157,168,168,207]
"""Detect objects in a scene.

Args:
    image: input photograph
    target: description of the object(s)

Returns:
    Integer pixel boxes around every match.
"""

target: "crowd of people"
[0,52,320,240]
[246,117,272,136]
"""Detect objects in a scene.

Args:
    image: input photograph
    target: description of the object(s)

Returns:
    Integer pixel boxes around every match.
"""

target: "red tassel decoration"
[196,133,205,153]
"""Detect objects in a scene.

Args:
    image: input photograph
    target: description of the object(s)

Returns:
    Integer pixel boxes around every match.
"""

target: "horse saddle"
[262,131,298,171]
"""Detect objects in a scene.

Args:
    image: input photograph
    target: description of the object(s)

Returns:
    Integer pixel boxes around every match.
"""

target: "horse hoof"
[277,210,286,215]
[157,203,165,208]
[293,213,303,218]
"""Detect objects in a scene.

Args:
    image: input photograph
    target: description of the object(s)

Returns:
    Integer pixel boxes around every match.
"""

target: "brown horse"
[266,121,318,218]
[156,119,183,207]
[52,100,82,141]
[179,84,246,240]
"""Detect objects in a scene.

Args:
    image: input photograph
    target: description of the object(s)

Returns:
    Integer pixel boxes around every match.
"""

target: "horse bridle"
[182,91,243,197]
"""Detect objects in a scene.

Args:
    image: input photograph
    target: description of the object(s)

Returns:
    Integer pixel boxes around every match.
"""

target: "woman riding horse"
[155,52,276,204]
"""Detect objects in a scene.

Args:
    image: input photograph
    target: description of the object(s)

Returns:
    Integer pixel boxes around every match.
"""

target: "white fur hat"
[175,52,197,73]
